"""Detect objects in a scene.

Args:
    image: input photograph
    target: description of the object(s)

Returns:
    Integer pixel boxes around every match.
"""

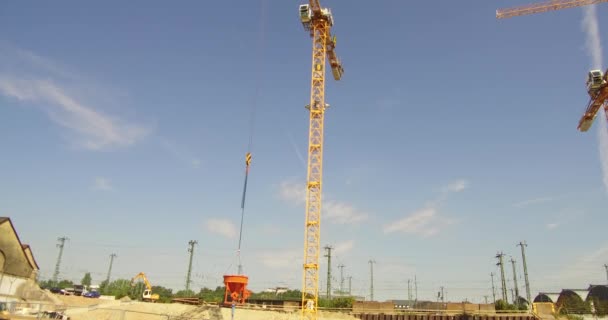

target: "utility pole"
[106,253,117,283]
[604,264,608,283]
[490,272,497,303]
[369,259,376,301]
[414,275,418,306]
[348,276,352,295]
[518,241,532,305]
[185,240,197,292]
[510,257,520,307]
[338,264,345,295]
[496,252,508,303]
[324,246,333,299]
[52,237,69,285]
[408,279,412,301]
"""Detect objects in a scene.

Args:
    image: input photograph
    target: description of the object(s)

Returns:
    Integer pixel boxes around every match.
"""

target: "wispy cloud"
[93,177,113,191]
[278,180,306,205]
[546,222,559,230]
[384,179,464,237]
[383,207,454,237]
[278,179,368,225]
[582,5,603,70]
[259,250,301,269]
[555,242,608,283]
[333,240,355,255]
[441,179,468,193]
[324,201,368,225]
[513,196,554,208]
[0,46,150,151]
[158,137,201,169]
[204,219,237,239]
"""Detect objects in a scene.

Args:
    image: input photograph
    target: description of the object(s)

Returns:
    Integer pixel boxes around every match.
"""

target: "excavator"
[130,272,160,302]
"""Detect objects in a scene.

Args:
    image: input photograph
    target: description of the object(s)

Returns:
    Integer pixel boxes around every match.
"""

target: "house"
[0,217,40,301]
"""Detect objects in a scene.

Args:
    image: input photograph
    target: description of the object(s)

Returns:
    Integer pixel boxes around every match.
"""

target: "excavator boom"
[497,0,608,19]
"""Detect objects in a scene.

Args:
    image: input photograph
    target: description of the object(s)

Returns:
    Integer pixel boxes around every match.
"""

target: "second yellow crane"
[496,0,608,130]
[298,1,344,319]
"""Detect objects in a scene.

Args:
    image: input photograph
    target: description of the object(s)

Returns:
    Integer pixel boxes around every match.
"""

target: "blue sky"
[1,0,608,303]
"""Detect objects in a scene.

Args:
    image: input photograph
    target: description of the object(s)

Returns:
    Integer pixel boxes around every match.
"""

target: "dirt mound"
[119,296,132,302]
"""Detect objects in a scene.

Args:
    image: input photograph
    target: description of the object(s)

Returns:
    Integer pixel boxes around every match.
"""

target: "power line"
[53,236,69,285]
[496,252,508,303]
[490,272,496,303]
[338,264,345,294]
[369,259,376,301]
[518,241,532,306]
[324,246,333,299]
[347,276,352,295]
[106,253,117,283]
[186,240,198,291]
[510,257,520,307]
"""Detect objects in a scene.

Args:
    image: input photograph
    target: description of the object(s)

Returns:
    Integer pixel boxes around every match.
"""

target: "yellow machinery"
[130,272,160,302]
[298,1,344,319]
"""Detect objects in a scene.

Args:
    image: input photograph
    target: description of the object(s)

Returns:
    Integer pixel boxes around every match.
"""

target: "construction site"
[1,0,608,319]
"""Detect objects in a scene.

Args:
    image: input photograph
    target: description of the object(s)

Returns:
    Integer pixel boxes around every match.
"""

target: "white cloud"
[333,240,355,255]
[93,177,113,191]
[0,76,150,151]
[513,196,554,208]
[278,180,306,205]
[384,207,454,237]
[278,180,368,224]
[441,179,468,193]
[259,250,300,269]
[582,5,603,70]
[0,46,150,151]
[546,222,559,230]
[324,201,368,224]
[158,137,201,169]
[205,219,237,239]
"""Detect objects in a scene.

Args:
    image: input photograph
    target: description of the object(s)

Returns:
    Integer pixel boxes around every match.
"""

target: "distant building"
[0,217,40,301]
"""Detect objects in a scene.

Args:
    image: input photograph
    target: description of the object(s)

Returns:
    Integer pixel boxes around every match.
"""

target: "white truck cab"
[586,69,606,96]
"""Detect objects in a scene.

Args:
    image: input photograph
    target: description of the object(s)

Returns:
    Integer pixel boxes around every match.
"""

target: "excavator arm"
[497,0,608,19]
[130,272,153,290]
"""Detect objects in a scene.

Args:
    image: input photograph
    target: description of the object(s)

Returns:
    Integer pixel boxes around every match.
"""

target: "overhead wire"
[236,0,268,275]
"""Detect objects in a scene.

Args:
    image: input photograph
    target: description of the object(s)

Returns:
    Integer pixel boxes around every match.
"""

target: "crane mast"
[298,1,343,319]
[497,0,608,19]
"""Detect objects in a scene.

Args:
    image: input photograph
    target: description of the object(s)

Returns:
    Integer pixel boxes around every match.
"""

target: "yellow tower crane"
[298,1,344,319]
[496,0,608,131]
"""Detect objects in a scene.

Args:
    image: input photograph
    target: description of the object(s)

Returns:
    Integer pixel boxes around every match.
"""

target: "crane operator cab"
[586,69,606,96]
[299,4,334,29]
[299,4,312,30]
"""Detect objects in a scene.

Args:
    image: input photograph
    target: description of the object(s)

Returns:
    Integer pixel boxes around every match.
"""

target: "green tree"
[197,286,226,303]
[81,272,92,287]
[152,286,173,303]
[101,279,131,299]
[57,280,74,289]
[174,289,196,298]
